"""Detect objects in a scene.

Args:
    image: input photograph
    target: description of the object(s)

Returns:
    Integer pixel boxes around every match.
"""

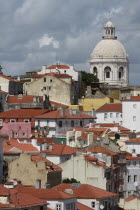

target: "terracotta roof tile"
[85,155,108,169]
[77,202,93,210]
[88,146,118,156]
[126,156,140,160]
[45,143,80,155]
[125,137,140,143]
[33,73,71,79]
[18,137,55,144]
[96,103,122,112]
[3,139,39,154]
[7,95,43,104]
[125,195,140,202]
[0,109,48,119]
[123,96,140,101]
[52,184,118,199]
[35,109,95,119]
[16,186,75,200]
[47,64,70,69]
[0,184,10,196]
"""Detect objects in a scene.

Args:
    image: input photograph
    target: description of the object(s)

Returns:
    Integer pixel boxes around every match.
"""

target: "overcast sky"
[0,0,140,85]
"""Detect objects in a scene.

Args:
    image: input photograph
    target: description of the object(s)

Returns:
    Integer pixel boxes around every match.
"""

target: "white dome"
[91,39,128,60]
[105,21,115,28]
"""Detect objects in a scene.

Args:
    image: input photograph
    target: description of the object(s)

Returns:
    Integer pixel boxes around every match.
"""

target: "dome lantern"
[103,20,117,40]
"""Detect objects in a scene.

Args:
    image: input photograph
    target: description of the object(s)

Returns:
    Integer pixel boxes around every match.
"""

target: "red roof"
[52,184,118,199]
[0,109,48,119]
[18,137,55,144]
[87,146,118,156]
[7,95,43,104]
[35,109,95,119]
[45,143,80,156]
[93,123,119,128]
[126,156,140,160]
[0,184,10,196]
[16,186,75,200]
[33,73,71,79]
[50,100,68,107]
[125,195,140,202]
[85,155,108,169]
[77,202,93,210]
[125,137,140,143]
[31,154,62,172]
[96,103,122,112]
[47,64,70,69]
[123,96,140,101]
[3,139,39,154]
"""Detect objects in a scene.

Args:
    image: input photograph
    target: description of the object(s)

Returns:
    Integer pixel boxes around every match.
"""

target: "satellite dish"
[100,204,104,209]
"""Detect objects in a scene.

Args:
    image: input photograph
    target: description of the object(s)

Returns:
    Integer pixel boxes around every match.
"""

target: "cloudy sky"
[0,0,140,85]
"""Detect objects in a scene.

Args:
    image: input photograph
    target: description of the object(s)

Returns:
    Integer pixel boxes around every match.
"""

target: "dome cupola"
[103,20,116,40]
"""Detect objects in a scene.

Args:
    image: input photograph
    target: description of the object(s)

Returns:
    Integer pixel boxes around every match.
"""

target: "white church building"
[90,20,129,87]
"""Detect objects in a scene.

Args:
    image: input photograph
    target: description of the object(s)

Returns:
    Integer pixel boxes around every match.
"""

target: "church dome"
[104,20,115,28]
[91,39,128,60]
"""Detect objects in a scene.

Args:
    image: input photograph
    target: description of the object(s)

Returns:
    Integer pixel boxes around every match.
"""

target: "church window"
[106,71,110,78]
[44,78,46,82]
[93,67,97,76]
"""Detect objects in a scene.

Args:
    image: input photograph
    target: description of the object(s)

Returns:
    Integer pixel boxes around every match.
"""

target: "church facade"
[90,21,129,87]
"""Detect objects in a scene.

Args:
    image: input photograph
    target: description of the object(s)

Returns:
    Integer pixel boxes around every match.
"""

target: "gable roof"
[84,155,108,169]
[16,186,75,200]
[45,143,80,156]
[0,109,48,119]
[3,139,39,154]
[47,64,70,69]
[7,95,43,104]
[35,109,95,119]
[87,146,118,156]
[52,184,118,199]
[96,103,122,112]
[125,137,140,143]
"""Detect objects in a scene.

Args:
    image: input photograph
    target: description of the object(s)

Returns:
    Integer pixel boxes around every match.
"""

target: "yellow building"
[78,97,120,111]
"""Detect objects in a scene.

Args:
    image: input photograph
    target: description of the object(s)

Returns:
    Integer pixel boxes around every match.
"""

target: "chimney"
[42,65,47,74]
[61,109,65,117]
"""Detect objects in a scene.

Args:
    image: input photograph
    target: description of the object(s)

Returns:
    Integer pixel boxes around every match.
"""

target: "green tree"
[80,71,99,86]
[62,178,80,183]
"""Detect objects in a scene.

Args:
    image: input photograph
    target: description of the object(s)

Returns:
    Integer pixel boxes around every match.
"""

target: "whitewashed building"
[96,103,122,124]
[122,96,140,132]
[90,20,129,87]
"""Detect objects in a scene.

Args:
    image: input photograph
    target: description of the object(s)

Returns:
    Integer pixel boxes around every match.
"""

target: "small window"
[43,87,46,90]
[91,202,95,208]
[133,116,136,121]
[128,175,131,183]
[44,78,46,82]
[133,161,136,166]
[80,120,83,127]
[22,133,26,136]
[15,132,18,136]
[133,104,137,108]
[128,191,131,197]
[64,70,66,73]
[24,119,29,123]
[134,175,137,182]
[120,121,122,125]
[10,119,16,122]
[71,120,74,127]
[59,121,62,128]
[116,113,119,118]
[110,113,113,118]
[50,79,52,82]
[56,204,61,210]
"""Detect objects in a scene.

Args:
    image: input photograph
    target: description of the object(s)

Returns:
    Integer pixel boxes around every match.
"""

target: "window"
[116,113,119,118]
[104,113,107,120]
[133,116,136,121]
[43,87,46,90]
[10,119,16,122]
[133,161,136,166]
[59,121,62,128]
[120,121,122,125]
[36,180,41,188]
[24,119,29,123]
[56,204,61,210]
[47,86,51,90]
[119,71,122,79]
[80,120,83,127]
[0,119,3,126]
[50,79,52,82]
[91,202,95,208]
[44,78,46,82]
[22,133,26,136]
[128,175,131,183]
[71,120,74,127]
[106,71,110,78]
[128,191,131,197]
[15,132,18,136]
[110,113,113,118]
[134,175,137,182]
[64,70,66,73]
[104,201,108,209]
[133,104,137,108]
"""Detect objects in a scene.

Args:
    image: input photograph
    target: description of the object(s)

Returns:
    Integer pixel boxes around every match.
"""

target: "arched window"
[119,67,124,80]
[93,67,98,76]
[104,66,111,79]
